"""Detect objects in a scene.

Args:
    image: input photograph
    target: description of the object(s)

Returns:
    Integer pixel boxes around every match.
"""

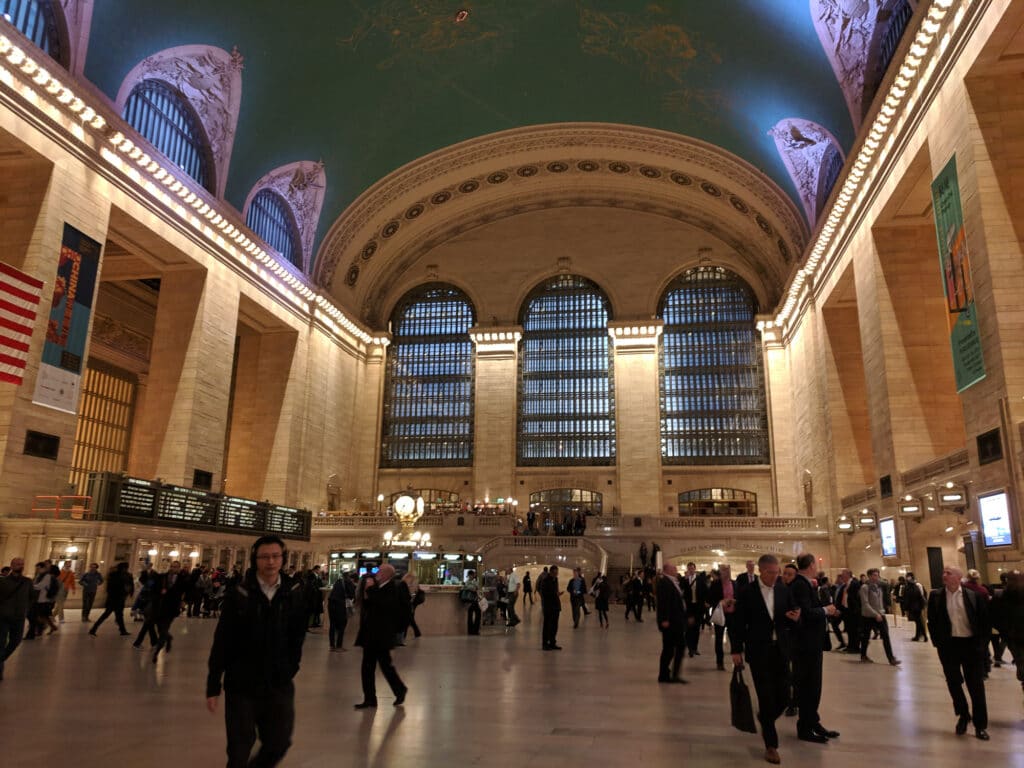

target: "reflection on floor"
[2,605,1022,767]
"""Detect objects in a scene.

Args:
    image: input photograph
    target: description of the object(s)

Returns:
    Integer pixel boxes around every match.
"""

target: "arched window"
[1,0,65,66]
[518,275,614,465]
[246,189,301,267]
[659,266,769,464]
[380,284,475,467]
[816,144,844,217]
[529,488,604,517]
[123,79,214,192]
[878,0,914,79]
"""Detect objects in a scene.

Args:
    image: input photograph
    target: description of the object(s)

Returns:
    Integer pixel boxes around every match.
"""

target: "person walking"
[539,564,562,650]
[152,560,187,662]
[522,571,533,607]
[505,568,520,628]
[593,574,611,629]
[656,563,688,684]
[991,571,1024,698]
[207,535,307,767]
[55,563,76,623]
[327,575,350,651]
[927,565,990,740]
[904,573,928,641]
[730,554,799,765]
[859,568,901,666]
[89,562,133,637]
[708,563,737,670]
[354,563,408,709]
[0,558,33,681]
[568,567,590,628]
[78,563,103,622]
[26,562,59,638]
[464,570,481,636]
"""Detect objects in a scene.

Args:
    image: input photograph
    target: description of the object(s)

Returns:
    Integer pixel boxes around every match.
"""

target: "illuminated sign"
[880,518,897,557]
[979,491,1013,548]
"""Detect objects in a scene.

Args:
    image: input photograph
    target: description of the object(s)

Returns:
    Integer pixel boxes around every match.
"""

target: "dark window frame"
[247,188,302,267]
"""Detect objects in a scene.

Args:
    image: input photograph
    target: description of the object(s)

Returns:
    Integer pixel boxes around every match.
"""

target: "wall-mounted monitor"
[880,518,897,557]
[978,490,1014,548]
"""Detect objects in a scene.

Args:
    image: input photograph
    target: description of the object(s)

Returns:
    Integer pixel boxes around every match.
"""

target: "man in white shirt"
[927,566,990,740]
[505,569,521,628]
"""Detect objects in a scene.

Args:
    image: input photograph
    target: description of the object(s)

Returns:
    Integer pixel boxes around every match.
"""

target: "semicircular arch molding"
[115,44,244,199]
[315,123,807,323]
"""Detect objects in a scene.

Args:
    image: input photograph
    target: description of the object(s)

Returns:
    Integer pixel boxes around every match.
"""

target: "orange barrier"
[31,495,93,520]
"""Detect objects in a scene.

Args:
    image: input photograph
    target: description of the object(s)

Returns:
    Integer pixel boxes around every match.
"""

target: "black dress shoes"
[354,701,377,710]
[797,732,828,744]
[955,714,971,735]
[394,688,407,706]
[813,725,839,739]
[975,729,990,741]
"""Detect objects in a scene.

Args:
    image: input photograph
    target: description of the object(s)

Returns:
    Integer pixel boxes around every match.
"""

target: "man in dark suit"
[656,563,689,683]
[151,560,189,662]
[730,553,799,765]
[682,562,707,657]
[837,569,862,655]
[788,552,839,744]
[354,563,408,708]
[539,564,562,650]
[735,560,758,591]
[927,565,990,740]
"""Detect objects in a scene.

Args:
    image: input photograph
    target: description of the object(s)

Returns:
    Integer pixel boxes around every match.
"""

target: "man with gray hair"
[860,568,900,666]
[927,565,990,740]
[355,563,409,708]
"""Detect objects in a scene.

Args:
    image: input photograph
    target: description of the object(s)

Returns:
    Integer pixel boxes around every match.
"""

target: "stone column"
[609,321,663,517]
[469,327,522,505]
[92,535,109,567]
[127,269,240,488]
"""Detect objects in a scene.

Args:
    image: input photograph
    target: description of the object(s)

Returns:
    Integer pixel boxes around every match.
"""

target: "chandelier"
[383,495,432,548]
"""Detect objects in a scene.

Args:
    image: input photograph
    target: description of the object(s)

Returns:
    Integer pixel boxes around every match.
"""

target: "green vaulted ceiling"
[84,0,854,263]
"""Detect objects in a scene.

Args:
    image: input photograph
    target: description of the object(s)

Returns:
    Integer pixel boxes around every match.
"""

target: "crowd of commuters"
[2,544,1023,766]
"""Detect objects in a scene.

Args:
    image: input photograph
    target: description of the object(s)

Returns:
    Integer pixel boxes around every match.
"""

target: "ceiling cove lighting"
[0,31,384,349]
[771,0,969,336]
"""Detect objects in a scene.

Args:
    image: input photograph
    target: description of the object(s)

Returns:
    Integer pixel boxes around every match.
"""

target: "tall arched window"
[659,267,769,464]
[816,144,844,218]
[246,189,301,267]
[1,0,65,66]
[518,275,614,465]
[123,79,214,192]
[380,284,475,467]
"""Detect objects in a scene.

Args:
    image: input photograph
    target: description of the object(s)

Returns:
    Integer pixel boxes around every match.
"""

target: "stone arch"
[115,44,243,199]
[58,0,93,75]
[314,123,808,325]
[769,118,846,227]
[243,160,326,274]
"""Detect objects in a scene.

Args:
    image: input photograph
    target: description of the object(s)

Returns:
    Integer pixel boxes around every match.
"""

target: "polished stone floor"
[1,604,1022,767]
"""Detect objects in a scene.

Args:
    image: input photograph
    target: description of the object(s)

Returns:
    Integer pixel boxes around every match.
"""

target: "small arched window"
[246,189,301,267]
[816,144,844,217]
[518,274,615,465]
[123,79,214,192]
[1,0,66,66]
[380,283,475,467]
[677,488,758,517]
[659,267,769,465]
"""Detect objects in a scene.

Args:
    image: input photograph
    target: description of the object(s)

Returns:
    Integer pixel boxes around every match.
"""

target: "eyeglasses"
[256,553,284,561]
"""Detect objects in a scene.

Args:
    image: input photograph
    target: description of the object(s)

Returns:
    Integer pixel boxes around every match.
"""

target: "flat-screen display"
[879,518,897,557]
[979,491,1013,547]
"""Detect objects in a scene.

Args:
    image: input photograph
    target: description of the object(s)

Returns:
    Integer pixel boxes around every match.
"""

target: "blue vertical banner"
[32,224,102,413]
[930,156,985,392]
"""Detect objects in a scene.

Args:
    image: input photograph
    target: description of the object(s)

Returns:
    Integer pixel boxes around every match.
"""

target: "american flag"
[0,261,45,386]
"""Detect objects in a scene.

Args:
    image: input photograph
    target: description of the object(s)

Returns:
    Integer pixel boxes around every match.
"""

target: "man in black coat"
[730,553,799,765]
[354,563,408,708]
[151,560,189,662]
[207,535,307,768]
[788,552,839,744]
[0,558,34,681]
[837,569,862,655]
[682,562,707,656]
[539,564,562,650]
[89,562,133,637]
[655,563,689,683]
[927,565,990,740]
[735,560,758,591]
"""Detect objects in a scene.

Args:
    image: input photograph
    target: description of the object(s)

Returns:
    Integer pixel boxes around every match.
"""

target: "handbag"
[711,603,727,627]
[729,667,758,733]
[459,587,476,604]
[477,596,489,612]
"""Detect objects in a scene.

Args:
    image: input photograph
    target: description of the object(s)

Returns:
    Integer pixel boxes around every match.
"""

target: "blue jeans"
[0,616,26,678]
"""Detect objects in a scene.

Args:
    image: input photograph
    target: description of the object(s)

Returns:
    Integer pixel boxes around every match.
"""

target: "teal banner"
[931,156,985,392]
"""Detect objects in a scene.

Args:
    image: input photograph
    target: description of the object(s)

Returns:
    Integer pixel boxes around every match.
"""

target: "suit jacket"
[927,586,990,650]
[152,571,189,620]
[538,572,561,612]
[735,572,758,591]
[356,578,403,649]
[682,573,707,616]
[729,579,794,661]
[655,575,688,633]
[788,573,829,653]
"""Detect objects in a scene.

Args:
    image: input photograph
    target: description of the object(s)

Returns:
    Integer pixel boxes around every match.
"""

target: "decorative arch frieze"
[58,0,93,75]
[315,124,807,324]
[811,0,919,126]
[115,44,243,199]
[243,160,326,274]
[769,118,845,227]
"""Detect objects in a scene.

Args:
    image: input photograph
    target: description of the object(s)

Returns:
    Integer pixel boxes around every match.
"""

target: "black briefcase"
[730,667,758,733]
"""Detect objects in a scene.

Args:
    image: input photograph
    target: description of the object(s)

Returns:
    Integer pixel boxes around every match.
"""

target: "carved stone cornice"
[770,118,845,226]
[314,124,809,315]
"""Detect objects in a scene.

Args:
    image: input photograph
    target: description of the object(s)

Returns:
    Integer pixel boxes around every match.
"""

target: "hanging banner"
[32,224,102,413]
[930,156,985,392]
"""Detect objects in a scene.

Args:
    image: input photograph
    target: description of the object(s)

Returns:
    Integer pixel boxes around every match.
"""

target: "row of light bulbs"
[0,30,385,350]
[774,0,966,334]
